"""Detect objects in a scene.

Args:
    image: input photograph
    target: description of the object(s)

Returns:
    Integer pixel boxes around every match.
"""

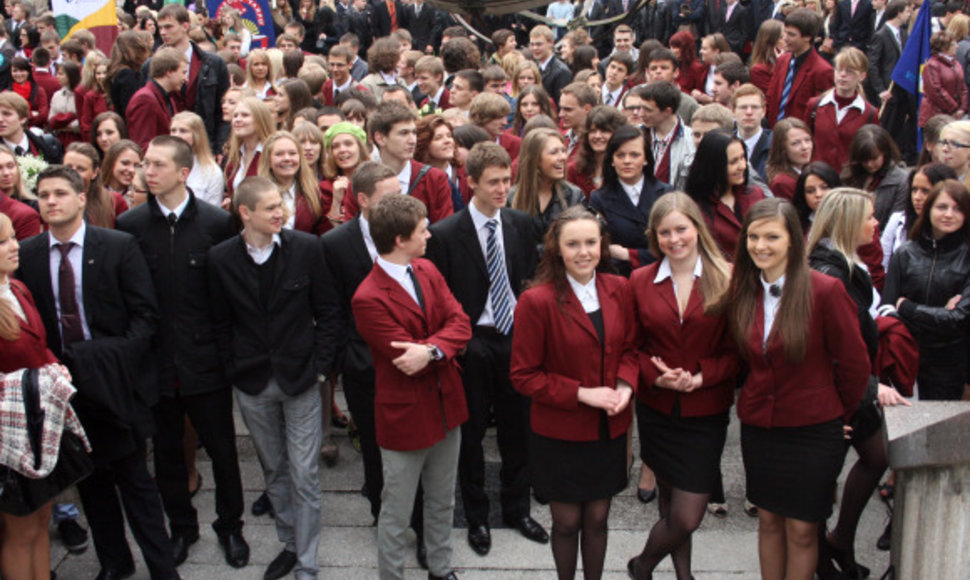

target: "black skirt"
[637,401,729,494]
[529,427,627,503]
[741,419,844,522]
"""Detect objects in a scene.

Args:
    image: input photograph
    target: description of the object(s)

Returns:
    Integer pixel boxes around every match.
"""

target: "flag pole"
[879,81,895,118]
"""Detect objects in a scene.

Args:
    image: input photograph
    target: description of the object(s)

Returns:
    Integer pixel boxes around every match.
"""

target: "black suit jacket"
[426,207,538,324]
[717,2,752,55]
[320,216,375,381]
[17,226,159,465]
[741,127,772,181]
[539,55,573,103]
[834,0,874,50]
[400,2,440,52]
[116,192,237,397]
[208,229,339,396]
[590,178,673,276]
[866,24,906,100]
[372,0,403,38]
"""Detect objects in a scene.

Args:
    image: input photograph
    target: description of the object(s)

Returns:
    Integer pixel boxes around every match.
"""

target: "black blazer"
[540,55,573,103]
[116,192,237,397]
[717,2,752,56]
[17,226,159,464]
[320,216,375,381]
[426,207,538,324]
[866,24,906,100]
[834,0,874,51]
[208,229,339,396]
[372,0,403,38]
[743,127,772,181]
[400,2,440,52]
[590,178,673,276]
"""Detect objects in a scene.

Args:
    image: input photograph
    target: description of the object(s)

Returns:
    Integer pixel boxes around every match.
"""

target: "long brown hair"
[512,128,568,218]
[910,179,970,243]
[647,192,732,313]
[530,206,615,306]
[0,213,20,341]
[71,141,115,228]
[721,197,814,362]
[765,118,812,183]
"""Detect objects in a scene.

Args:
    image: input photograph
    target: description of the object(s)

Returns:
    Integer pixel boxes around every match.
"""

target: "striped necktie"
[485,219,514,334]
[777,56,797,120]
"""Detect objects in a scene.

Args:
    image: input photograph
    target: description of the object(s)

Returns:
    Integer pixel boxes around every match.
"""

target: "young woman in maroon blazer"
[258,131,337,235]
[722,197,870,580]
[766,118,814,201]
[510,206,638,580]
[223,97,274,202]
[626,193,738,580]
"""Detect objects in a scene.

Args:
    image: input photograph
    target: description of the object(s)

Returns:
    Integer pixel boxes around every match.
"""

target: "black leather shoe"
[505,516,549,544]
[637,487,657,504]
[467,524,491,556]
[218,531,251,568]
[252,491,275,518]
[627,556,644,580]
[93,563,135,580]
[416,534,428,569]
[171,530,199,567]
[428,572,459,580]
[264,549,297,580]
[877,522,891,551]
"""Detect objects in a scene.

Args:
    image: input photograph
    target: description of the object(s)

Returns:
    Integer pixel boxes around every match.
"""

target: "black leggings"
[549,498,613,580]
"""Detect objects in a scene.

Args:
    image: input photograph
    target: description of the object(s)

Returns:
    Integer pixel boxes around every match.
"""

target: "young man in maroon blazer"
[126,48,187,151]
[415,56,452,111]
[323,46,367,107]
[352,194,472,580]
[341,102,454,223]
[766,9,835,126]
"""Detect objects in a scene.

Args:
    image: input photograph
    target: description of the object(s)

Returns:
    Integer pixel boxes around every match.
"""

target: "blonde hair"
[171,111,217,170]
[0,213,19,341]
[245,49,277,91]
[806,187,875,274]
[947,13,970,41]
[0,146,30,201]
[511,60,542,99]
[224,97,275,183]
[833,46,868,74]
[258,131,323,219]
[291,122,327,178]
[647,192,732,312]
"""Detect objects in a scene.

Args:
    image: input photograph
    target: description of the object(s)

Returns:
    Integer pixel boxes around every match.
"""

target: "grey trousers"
[378,427,461,580]
[235,379,323,580]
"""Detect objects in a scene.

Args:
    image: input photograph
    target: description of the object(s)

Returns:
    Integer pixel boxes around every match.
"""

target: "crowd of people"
[0,0,966,579]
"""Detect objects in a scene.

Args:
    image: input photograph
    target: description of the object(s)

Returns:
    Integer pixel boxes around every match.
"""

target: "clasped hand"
[651,356,701,392]
[578,385,632,416]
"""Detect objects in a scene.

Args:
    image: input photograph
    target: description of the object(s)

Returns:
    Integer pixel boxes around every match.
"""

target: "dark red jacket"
[736,270,871,428]
[351,257,472,451]
[631,262,737,417]
[342,159,454,223]
[293,187,332,236]
[705,185,766,261]
[0,193,40,240]
[769,172,797,201]
[126,81,176,151]
[223,150,261,199]
[419,87,451,110]
[32,68,59,109]
[321,78,368,106]
[510,274,639,442]
[0,280,58,372]
[918,53,968,127]
[497,132,521,160]
[79,90,108,142]
[766,49,834,126]
[808,91,879,173]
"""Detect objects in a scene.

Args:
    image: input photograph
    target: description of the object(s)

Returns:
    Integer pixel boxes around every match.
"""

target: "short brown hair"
[414,55,444,77]
[560,82,598,107]
[234,175,277,213]
[149,47,187,79]
[469,92,511,125]
[731,83,766,108]
[352,161,398,198]
[370,102,417,140]
[465,141,511,181]
[367,37,401,74]
[0,92,28,120]
[149,135,194,171]
[157,3,190,24]
[370,194,428,254]
[931,30,955,53]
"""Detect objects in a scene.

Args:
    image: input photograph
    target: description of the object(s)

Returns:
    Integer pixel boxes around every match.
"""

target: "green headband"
[324,121,367,150]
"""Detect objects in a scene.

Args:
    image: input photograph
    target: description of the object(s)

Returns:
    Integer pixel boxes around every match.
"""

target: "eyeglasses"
[940,139,970,149]
[624,105,645,112]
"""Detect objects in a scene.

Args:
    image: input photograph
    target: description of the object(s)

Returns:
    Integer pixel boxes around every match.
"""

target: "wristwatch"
[426,344,443,361]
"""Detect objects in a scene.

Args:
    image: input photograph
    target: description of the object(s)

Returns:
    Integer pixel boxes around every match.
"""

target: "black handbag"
[0,369,93,516]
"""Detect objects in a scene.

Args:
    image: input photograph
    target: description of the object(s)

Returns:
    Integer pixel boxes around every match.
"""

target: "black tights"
[549,498,612,580]
[828,427,888,557]
[634,480,708,580]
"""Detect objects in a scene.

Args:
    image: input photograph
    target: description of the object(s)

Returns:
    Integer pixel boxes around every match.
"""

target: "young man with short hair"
[599,24,639,76]
[415,56,451,110]
[529,25,572,102]
[731,83,773,180]
[622,86,648,127]
[342,103,454,223]
[352,194,472,580]
[469,92,519,159]
[31,46,60,108]
[339,33,370,80]
[0,92,62,162]
[116,136,248,570]
[323,46,365,106]
[208,176,339,580]
[672,103,736,189]
[559,82,597,155]
[712,60,750,106]
[647,49,700,123]
[426,142,545,558]
[18,165,179,580]
[602,52,634,108]
[450,69,483,115]
[640,81,695,185]
[766,8,835,125]
[276,33,302,53]
[127,47,188,150]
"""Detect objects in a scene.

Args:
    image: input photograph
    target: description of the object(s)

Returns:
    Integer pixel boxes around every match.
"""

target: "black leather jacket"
[809,242,878,362]
[882,230,970,390]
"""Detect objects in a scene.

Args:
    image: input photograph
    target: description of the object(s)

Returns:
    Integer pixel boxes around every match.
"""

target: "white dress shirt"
[621,176,644,207]
[760,273,785,349]
[397,162,412,196]
[157,193,190,221]
[358,215,379,261]
[245,232,281,265]
[376,256,422,307]
[468,202,516,326]
[567,272,600,313]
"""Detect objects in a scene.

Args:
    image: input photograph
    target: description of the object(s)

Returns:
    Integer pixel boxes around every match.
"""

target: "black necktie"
[56,242,85,347]
[14,145,24,156]
[769,284,782,298]
[167,213,177,229]
[407,265,425,312]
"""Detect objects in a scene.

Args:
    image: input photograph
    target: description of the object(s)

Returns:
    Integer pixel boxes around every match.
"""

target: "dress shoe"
[743,498,759,517]
[58,519,90,553]
[416,534,428,569]
[504,516,549,544]
[252,491,275,518]
[218,531,251,568]
[93,563,135,580]
[876,522,891,551]
[627,556,644,580]
[171,530,199,567]
[636,487,657,504]
[467,524,491,556]
[264,549,297,580]
[428,572,459,580]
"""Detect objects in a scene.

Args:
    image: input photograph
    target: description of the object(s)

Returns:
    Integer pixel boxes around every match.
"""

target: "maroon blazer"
[352,257,472,451]
[0,280,58,372]
[223,150,262,199]
[766,49,834,126]
[79,90,108,143]
[420,87,451,110]
[919,54,968,127]
[0,193,40,240]
[342,159,454,223]
[567,160,597,199]
[706,185,766,261]
[292,187,333,236]
[737,270,870,428]
[321,78,368,106]
[497,132,521,161]
[32,68,59,109]
[749,62,773,96]
[510,274,639,442]
[24,84,48,130]
[631,262,738,417]
[125,81,176,151]
[808,92,879,173]
[769,171,797,202]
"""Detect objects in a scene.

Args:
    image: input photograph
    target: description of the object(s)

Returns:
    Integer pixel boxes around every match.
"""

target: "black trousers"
[152,387,244,537]
[458,327,530,526]
[77,437,176,579]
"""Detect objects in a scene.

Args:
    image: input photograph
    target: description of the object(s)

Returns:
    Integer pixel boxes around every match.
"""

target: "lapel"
[11,282,43,341]
[499,208,520,284]
[456,209,488,279]
[563,287,600,343]
[270,230,290,294]
[81,226,100,331]
[348,217,373,273]
[374,260,425,321]
[791,50,816,97]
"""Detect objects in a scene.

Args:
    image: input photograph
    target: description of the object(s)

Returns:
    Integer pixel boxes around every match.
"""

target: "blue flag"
[206,0,275,50]
[890,0,931,96]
